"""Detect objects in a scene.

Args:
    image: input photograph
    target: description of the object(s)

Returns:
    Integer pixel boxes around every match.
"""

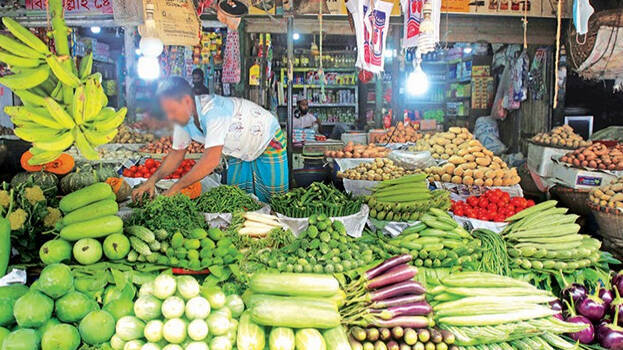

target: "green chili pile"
[270,182,362,218]
[194,185,262,213]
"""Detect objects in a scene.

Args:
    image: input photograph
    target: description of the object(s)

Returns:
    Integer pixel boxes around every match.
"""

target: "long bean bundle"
[471,229,510,276]
[195,185,262,213]
[270,182,362,218]
[429,272,588,347]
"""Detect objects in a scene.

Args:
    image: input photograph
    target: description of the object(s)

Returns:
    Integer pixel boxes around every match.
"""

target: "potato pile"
[140,137,204,154]
[337,158,414,181]
[112,124,155,144]
[589,177,623,210]
[377,122,422,143]
[531,125,591,149]
[420,128,520,186]
[411,127,477,160]
[325,142,390,158]
[560,143,623,171]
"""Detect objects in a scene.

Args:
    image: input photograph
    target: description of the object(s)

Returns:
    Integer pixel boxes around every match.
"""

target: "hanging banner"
[441,0,469,12]
[142,0,200,47]
[25,0,113,14]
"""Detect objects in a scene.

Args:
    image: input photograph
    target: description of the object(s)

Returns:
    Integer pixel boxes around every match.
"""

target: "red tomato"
[145,158,156,169]
[454,208,465,217]
[172,174,180,179]
[494,215,506,222]
[122,169,132,177]
[130,165,138,172]
[184,165,192,172]
[478,197,489,208]
[155,161,161,168]
[467,196,478,207]
[466,210,477,219]
[526,199,535,207]
[487,202,498,212]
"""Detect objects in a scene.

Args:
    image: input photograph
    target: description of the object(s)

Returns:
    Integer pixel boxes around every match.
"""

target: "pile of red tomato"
[450,189,535,222]
[122,158,196,179]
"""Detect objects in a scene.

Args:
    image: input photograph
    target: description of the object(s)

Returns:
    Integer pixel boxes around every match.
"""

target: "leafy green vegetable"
[127,194,204,234]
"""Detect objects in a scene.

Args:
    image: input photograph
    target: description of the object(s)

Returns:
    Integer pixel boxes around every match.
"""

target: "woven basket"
[567,8,623,71]
[551,185,592,216]
[587,200,623,260]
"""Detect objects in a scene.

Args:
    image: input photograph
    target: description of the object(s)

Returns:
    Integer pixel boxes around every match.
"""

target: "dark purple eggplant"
[365,255,413,280]
[566,315,595,344]
[577,288,607,322]
[366,265,419,290]
[563,283,588,304]
[613,270,623,296]
[549,299,563,312]
[369,281,426,302]
[370,295,426,309]
[601,288,615,310]
[601,299,623,349]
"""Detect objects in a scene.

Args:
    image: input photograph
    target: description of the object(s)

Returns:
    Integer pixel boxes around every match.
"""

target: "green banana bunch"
[0,16,128,164]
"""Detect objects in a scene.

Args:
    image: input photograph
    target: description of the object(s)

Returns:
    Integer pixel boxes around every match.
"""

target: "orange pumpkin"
[180,182,202,199]
[105,177,132,201]
[20,151,75,175]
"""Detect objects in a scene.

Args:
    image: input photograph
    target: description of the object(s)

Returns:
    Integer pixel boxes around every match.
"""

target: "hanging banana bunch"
[0,14,127,165]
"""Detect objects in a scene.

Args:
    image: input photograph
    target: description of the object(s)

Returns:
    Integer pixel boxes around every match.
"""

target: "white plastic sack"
[0,269,26,287]
[343,178,380,196]
[433,181,523,201]
[276,205,370,238]
[204,204,272,229]
[367,218,421,237]
[451,214,508,233]
[388,150,436,170]
[474,116,507,155]
[334,158,376,171]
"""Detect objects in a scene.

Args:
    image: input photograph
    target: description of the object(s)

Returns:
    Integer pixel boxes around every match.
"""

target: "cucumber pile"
[384,209,481,269]
[502,200,602,272]
[256,214,384,274]
[366,174,451,222]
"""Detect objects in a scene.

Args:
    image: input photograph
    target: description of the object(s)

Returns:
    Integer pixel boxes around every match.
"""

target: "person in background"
[132,76,288,202]
[293,99,321,130]
[191,68,210,95]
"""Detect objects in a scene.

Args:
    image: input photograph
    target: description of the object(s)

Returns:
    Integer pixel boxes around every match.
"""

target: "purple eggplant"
[549,299,563,312]
[368,315,432,329]
[600,299,623,349]
[601,288,615,310]
[563,283,588,304]
[365,255,413,280]
[577,288,607,322]
[566,315,595,344]
[371,301,432,320]
[613,270,623,295]
[366,265,419,290]
[370,294,426,309]
[369,280,426,302]
[553,313,564,320]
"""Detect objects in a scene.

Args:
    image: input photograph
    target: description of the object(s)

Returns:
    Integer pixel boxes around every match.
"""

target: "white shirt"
[293,112,317,129]
[172,95,280,161]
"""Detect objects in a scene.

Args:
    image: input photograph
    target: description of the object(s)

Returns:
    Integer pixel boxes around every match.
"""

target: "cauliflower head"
[0,190,9,208]
[24,186,45,205]
[43,207,62,228]
[8,209,28,230]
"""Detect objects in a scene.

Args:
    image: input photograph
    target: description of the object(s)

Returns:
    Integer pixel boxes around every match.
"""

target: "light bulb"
[139,37,164,57]
[292,32,300,40]
[406,65,428,95]
[90,26,101,34]
[137,56,160,80]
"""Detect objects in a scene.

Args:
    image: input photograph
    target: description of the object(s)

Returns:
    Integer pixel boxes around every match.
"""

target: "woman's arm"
[164,145,223,195]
